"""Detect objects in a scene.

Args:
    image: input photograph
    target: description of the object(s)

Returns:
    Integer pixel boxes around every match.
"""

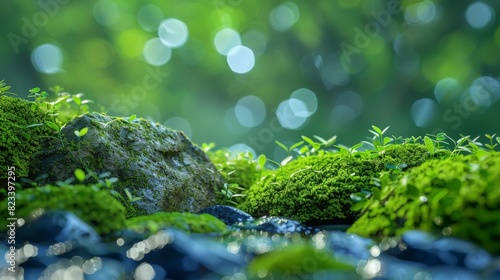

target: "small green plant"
[485,133,500,151]
[362,125,392,154]
[74,127,88,137]
[0,80,15,96]
[28,87,48,103]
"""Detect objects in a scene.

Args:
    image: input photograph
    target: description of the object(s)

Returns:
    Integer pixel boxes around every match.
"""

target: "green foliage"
[126,212,227,234]
[206,146,260,206]
[0,95,56,178]
[348,151,500,254]
[0,184,127,235]
[247,242,354,278]
[0,80,15,96]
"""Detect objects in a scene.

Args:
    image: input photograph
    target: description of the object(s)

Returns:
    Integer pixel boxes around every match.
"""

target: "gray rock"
[31,113,222,215]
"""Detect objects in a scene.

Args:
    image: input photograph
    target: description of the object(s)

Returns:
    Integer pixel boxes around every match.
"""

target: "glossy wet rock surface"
[1,208,499,279]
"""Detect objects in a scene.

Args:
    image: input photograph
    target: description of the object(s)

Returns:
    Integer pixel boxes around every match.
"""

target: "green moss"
[247,242,354,278]
[240,144,442,224]
[348,151,500,254]
[0,184,127,235]
[126,212,227,234]
[0,96,55,178]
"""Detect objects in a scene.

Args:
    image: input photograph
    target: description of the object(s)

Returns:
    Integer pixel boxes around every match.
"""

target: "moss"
[246,242,354,278]
[126,212,227,234]
[240,144,442,225]
[348,151,500,254]
[0,184,127,235]
[0,96,55,179]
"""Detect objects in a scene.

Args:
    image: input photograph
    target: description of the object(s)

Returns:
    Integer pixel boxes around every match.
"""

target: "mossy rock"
[348,151,500,254]
[126,212,228,234]
[0,96,56,179]
[240,144,443,225]
[0,184,126,235]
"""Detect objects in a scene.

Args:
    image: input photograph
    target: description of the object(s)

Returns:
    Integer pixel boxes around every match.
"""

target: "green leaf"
[75,127,88,137]
[72,95,82,105]
[424,136,434,153]
[25,123,45,129]
[371,125,382,135]
[289,140,305,151]
[281,155,293,166]
[128,114,137,122]
[381,126,390,135]
[350,192,366,202]
[371,187,381,200]
[301,135,316,146]
[406,184,420,197]
[351,143,363,151]
[258,154,266,168]
[44,121,60,131]
[275,140,288,152]
[74,169,85,181]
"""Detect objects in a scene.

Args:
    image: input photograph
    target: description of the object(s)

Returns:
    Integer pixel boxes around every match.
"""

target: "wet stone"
[197,205,254,226]
[231,216,320,235]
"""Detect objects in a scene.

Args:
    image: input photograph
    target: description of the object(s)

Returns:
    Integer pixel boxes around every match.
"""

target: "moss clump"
[348,151,500,254]
[0,184,126,235]
[0,96,55,178]
[247,242,354,278]
[240,144,442,225]
[126,212,228,234]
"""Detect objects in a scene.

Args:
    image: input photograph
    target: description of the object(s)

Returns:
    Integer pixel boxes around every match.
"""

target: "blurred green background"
[1,0,499,161]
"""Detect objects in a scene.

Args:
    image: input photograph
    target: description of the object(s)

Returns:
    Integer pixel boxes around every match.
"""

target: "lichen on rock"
[239,144,442,225]
[0,184,126,235]
[30,112,223,217]
[348,150,500,254]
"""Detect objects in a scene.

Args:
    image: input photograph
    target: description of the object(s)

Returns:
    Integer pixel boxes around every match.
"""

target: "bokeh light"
[465,2,495,29]
[31,44,63,74]
[434,78,463,105]
[242,30,267,56]
[164,117,192,138]
[335,90,363,117]
[227,46,255,74]
[405,0,437,25]
[93,0,120,27]
[158,18,188,48]
[137,4,164,32]
[469,76,500,109]
[276,99,309,130]
[290,88,317,117]
[269,2,300,32]
[143,38,171,66]
[235,95,266,128]
[411,98,438,128]
[214,28,241,55]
